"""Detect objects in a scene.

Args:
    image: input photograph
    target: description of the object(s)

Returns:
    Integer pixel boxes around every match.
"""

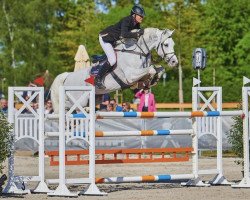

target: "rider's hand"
[137,29,144,37]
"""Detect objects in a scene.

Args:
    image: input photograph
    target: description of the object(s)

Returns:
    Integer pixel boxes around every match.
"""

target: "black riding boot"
[95,61,112,89]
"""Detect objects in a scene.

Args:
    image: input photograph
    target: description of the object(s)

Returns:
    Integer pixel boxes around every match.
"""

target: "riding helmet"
[130,5,146,17]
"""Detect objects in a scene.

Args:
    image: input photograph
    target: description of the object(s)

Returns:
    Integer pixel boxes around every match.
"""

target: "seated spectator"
[22,82,37,103]
[107,103,114,112]
[99,93,110,111]
[33,103,39,112]
[135,88,156,112]
[22,102,35,114]
[110,99,122,112]
[0,99,8,115]
[122,102,134,112]
[45,99,54,114]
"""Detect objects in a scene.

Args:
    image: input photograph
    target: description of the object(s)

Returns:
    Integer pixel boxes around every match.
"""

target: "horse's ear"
[163,29,174,37]
[169,29,175,36]
[163,29,168,34]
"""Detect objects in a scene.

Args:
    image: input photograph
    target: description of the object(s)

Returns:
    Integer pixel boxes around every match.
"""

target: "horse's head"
[156,29,178,67]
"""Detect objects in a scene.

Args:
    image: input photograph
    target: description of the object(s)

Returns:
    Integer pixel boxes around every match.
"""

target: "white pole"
[83,86,105,195]
[210,87,230,185]
[34,87,50,192]
[243,87,250,183]
[217,88,223,177]
[192,87,199,180]
[3,88,29,194]
[7,87,15,190]
[59,86,66,188]
[48,87,77,196]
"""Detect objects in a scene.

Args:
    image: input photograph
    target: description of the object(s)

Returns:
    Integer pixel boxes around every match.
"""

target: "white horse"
[51,28,178,113]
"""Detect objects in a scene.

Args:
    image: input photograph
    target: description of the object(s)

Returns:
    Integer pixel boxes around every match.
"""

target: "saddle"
[115,38,137,51]
[90,38,137,76]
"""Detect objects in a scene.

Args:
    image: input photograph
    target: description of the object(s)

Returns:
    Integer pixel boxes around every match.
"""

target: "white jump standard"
[3,77,249,196]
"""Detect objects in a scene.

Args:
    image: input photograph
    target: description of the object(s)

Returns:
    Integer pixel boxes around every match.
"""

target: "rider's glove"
[137,29,144,38]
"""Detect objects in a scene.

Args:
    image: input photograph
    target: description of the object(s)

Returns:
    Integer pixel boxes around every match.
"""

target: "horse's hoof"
[95,78,106,89]
[95,82,106,89]
[96,84,106,89]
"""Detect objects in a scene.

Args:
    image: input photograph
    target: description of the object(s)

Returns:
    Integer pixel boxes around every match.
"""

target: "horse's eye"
[164,43,169,47]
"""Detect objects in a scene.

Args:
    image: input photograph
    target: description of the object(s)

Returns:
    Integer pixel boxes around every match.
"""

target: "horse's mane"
[144,27,160,33]
[138,28,161,45]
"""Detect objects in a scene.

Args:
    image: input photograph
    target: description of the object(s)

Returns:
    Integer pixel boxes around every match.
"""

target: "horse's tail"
[50,72,69,114]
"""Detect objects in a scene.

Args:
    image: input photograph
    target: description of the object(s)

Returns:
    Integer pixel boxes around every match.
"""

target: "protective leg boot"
[95,61,112,89]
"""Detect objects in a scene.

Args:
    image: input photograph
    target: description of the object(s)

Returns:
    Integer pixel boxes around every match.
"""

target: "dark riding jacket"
[100,15,140,46]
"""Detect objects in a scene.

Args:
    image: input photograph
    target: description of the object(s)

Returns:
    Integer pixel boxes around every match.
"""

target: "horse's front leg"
[150,65,165,87]
[130,65,164,90]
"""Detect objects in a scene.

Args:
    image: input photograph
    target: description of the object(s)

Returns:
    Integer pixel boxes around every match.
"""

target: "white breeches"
[99,35,116,66]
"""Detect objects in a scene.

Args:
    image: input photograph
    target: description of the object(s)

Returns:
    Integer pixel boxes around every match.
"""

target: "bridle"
[156,35,175,63]
[116,32,175,64]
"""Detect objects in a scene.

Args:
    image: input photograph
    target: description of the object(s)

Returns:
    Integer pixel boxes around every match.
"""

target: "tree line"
[0,0,249,102]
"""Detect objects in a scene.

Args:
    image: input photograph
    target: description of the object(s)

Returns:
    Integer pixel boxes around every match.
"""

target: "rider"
[95,4,146,89]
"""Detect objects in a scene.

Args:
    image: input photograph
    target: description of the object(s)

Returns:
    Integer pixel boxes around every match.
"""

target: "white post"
[209,87,230,185]
[83,86,105,195]
[34,87,50,192]
[243,87,250,184]
[232,87,250,187]
[48,86,77,196]
[182,86,211,186]
[216,88,223,180]
[182,87,207,186]
[3,88,29,194]
[192,87,199,179]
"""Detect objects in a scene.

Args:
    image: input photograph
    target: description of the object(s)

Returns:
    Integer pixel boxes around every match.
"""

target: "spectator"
[33,103,39,112]
[99,93,110,111]
[122,102,134,112]
[22,102,35,114]
[23,82,37,103]
[107,103,114,112]
[135,88,156,112]
[0,99,8,115]
[133,89,140,111]
[110,99,122,112]
[45,99,54,114]
[26,102,36,114]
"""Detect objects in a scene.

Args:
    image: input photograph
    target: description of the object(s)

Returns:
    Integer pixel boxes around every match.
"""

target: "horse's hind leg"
[50,82,59,114]
[50,72,69,114]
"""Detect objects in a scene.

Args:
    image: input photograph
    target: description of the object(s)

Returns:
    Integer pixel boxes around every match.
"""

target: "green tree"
[234,32,250,67]
[51,0,99,73]
[0,0,57,86]
[202,0,250,67]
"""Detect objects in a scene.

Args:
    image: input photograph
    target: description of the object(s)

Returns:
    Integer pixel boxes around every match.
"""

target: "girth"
[110,71,131,89]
